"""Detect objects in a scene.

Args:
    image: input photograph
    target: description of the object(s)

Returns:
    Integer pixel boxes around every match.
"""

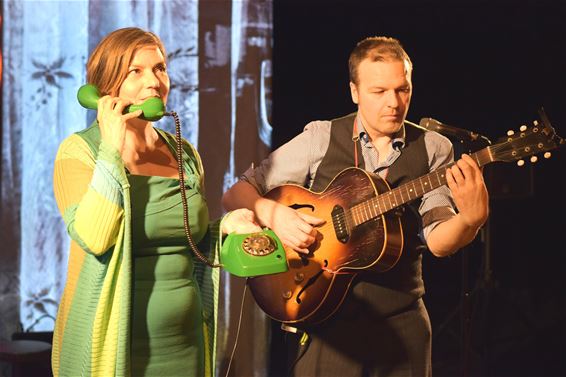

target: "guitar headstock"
[489,110,564,165]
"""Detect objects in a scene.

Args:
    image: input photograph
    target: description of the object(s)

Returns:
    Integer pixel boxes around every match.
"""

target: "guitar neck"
[349,147,493,226]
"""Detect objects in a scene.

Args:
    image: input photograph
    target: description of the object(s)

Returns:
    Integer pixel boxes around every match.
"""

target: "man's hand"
[427,154,489,256]
[446,153,489,228]
[256,199,325,254]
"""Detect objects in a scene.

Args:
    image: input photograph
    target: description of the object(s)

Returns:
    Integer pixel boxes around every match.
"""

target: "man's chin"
[382,119,404,130]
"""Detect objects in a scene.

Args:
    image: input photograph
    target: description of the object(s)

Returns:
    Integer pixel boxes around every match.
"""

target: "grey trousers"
[287,298,432,377]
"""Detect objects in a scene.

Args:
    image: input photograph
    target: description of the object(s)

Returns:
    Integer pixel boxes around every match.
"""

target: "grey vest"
[310,112,430,318]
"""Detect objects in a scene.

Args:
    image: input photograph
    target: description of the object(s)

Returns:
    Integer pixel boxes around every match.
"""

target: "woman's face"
[118,45,170,106]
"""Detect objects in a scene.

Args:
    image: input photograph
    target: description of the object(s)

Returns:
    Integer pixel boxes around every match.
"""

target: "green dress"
[128,173,209,377]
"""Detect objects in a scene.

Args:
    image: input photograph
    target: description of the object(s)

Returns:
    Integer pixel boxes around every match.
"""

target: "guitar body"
[248,167,404,325]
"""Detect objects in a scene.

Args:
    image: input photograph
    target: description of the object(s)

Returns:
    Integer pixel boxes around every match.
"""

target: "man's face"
[350,58,412,139]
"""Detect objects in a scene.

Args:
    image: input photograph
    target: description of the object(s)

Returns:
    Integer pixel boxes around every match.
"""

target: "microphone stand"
[415,116,541,376]
[408,118,491,376]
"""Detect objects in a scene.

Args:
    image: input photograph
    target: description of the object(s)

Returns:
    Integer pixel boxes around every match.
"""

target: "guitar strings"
[310,150,498,233]
[314,140,531,235]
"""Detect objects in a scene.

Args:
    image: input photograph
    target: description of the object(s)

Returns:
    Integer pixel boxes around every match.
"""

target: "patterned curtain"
[1,1,272,375]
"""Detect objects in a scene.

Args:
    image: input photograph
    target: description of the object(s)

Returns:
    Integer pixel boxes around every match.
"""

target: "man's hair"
[348,36,412,85]
[86,27,166,96]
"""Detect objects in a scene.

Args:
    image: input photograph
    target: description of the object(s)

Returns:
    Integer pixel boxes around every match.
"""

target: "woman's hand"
[97,95,143,153]
[222,208,263,235]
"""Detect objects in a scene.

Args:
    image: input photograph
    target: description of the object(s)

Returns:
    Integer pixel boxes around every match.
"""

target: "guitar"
[248,111,564,326]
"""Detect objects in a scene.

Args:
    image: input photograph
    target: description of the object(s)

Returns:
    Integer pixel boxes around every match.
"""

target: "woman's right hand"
[97,95,143,153]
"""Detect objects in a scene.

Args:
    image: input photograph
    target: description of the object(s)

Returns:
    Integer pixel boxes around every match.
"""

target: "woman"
[52,27,260,377]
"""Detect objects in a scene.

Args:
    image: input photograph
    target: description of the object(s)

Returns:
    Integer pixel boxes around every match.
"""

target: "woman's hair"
[86,27,166,96]
[348,36,412,85]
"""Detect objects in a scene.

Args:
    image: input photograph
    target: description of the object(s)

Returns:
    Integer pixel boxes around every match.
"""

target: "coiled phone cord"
[171,111,222,268]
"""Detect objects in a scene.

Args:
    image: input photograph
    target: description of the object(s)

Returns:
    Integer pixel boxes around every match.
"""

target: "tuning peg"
[544,152,552,159]
[507,130,515,136]
[517,160,525,166]
[530,156,538,163]
[519,125,527,132]
[533,120,539,126]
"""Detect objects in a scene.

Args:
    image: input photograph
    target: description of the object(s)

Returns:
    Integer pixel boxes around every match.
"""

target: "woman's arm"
[53,135,127,256]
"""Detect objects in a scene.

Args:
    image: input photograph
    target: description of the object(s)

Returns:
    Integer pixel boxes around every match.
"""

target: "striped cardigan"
[52,124,221,377]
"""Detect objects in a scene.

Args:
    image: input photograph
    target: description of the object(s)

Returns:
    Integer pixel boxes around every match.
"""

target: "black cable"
[170,111,221,268]
[224,281,249,377]
[287,330,311,376]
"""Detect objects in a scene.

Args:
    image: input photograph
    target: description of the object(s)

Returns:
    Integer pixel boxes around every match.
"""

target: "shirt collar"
[355,115,407,150]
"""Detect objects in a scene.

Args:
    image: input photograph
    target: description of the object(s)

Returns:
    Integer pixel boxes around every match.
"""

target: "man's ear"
[349,82,359,105]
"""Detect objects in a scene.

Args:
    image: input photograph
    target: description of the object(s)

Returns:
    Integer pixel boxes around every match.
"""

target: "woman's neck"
[122,121,159,161]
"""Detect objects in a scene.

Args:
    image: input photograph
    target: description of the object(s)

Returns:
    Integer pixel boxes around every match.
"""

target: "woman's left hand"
[221,208,263,235]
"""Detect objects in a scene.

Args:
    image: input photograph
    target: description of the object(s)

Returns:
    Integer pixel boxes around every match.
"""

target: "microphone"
[419,117,491,145]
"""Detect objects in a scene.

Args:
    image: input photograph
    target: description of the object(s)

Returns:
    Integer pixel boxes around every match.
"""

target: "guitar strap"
[352,116,360,168]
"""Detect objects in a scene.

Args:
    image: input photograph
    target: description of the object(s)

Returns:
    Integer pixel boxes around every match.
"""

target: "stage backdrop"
[0,1,272,376]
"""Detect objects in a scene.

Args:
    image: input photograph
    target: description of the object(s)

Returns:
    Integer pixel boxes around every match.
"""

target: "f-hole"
[289,203,315,212]
[296,260,328,304]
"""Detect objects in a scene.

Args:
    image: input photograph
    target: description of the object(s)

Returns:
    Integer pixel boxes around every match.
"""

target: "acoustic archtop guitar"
[248,111,564,326]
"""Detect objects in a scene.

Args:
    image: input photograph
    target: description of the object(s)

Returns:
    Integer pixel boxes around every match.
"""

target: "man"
[222,36,488,376]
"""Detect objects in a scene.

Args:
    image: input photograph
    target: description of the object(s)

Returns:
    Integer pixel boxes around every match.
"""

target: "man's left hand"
[446,154,489,228]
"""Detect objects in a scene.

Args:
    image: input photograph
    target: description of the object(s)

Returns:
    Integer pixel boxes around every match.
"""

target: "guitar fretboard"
[348,147,493,227]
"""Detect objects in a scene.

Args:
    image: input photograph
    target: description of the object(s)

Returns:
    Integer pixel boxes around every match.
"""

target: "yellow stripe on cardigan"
[74,188,123,255]
[51,241,87,376]
[91,220,126,377]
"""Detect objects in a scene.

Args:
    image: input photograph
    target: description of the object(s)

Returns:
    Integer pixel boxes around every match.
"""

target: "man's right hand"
[256,198,325,254]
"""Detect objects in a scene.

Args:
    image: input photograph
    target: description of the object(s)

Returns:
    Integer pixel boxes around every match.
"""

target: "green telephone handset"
[76,83,168,121]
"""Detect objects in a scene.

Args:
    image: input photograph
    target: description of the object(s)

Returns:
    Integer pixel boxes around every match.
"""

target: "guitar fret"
[419,176,426,194]
[356,206,362,225]
[433,171,441,188]
[351,207,358,226]
[405,183,412,202]
[380,196,385,214]
[439,168,447,186]
[474,153,481,166]
[342,209,350,231]
[375,197,385,214]
[397,187,405,203]
[369,198,378,218]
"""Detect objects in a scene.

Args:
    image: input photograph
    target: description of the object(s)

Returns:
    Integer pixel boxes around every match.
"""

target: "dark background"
[271,1,566,376]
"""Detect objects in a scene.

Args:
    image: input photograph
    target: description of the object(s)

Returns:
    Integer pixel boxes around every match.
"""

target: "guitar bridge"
[331,205,350,243]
